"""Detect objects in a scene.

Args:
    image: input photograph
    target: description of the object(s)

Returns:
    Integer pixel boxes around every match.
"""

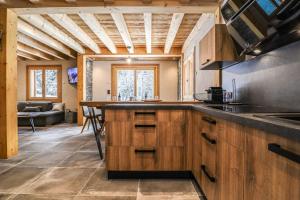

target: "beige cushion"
[52,103,65,111]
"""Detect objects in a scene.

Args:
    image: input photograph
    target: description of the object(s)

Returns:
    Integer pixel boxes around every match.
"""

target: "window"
[112,65,159,100]
[27,65,62,102]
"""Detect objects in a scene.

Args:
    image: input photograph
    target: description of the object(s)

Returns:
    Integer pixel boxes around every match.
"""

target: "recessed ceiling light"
[253,49,262,54]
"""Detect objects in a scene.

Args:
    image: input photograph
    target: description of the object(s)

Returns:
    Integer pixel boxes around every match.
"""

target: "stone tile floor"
[0,124,203,200]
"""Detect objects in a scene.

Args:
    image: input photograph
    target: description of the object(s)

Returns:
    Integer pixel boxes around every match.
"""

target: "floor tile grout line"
[74,166,99,197]
[11,167,55,196]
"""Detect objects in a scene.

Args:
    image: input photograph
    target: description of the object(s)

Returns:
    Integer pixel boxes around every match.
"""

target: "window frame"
[111,64,160,99]
[26,65,62,102]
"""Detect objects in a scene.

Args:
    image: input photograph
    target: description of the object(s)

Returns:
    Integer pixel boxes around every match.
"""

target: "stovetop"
[206,105,300,114]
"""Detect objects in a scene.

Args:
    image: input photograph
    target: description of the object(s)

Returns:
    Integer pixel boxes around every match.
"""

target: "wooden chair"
[88,107,104,160]
[81,106,102,133]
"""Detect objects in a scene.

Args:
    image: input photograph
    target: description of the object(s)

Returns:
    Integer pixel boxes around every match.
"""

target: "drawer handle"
[201,59,210,65]
[268,143,300,164]
[135,112,156,115]
[201,165,216,182]
[135,124,156,128]
[135,148,156,153]
[202,116,216,125]
[201,133,216,144]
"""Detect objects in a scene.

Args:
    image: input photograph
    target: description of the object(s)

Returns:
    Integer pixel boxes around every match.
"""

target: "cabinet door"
[106,121,132,146]
[217,141,244,200]
[245,129,300,200]
[157,110,186,147]
[200,27,215,66]
[157,122,185,147]
[157,147,185,171]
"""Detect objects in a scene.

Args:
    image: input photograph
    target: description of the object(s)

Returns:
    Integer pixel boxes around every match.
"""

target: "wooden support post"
[0,8,18,159]
[77,54,85,126]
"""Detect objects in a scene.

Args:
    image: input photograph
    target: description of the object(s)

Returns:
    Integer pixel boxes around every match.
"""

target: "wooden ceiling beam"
[20,15,85,54]
[48,14,101,54]
[17,43,52,60]
[84,46,181,56]
[17,33,66,59]
[79,13,117,54]
[8,1,218,14]
[144,13,152,54]
[17,43,53,60]
[164,13,184,54]
[111,13,134,54]
[17,50,37,60]
[17,20,76,58]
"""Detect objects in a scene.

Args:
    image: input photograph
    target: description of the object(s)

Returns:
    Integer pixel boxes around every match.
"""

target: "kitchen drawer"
[106,146,157,171]
[106,121,132,146]
[157,122,185,147]
[245,129,300,200]
[132,123,157,147]
[201,115,222,140]
[133,110,157,122]
[106,146,185,171]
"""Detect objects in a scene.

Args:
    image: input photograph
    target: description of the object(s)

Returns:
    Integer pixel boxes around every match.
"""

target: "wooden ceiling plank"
[79,13,117,54]
[17,33,65,59]
[48,14,101,54]
[164,13,184,54]
[17,20,76,58]
[17,43,52,60]
[17,50,37,60]
[144,13,152,54]
[20,14,85,54]
[111,13,134,53]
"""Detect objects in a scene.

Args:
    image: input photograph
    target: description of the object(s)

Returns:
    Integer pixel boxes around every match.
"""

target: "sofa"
[17,101,65,127]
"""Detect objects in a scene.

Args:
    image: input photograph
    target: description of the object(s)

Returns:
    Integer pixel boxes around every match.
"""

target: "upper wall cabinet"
[200,24,242,70]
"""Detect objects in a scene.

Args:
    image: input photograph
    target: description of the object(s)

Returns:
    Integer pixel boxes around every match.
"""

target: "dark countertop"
[104,103,300,141]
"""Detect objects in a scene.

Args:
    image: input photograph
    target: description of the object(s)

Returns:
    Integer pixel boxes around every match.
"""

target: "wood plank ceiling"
[9,0,215,61]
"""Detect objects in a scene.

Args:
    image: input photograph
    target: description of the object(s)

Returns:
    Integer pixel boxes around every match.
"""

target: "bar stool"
[80,106,102,133]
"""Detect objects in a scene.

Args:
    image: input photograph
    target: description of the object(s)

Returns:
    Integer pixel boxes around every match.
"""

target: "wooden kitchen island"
[99,102,300,200]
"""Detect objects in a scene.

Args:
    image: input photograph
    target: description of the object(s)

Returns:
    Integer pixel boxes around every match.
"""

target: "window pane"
[45,69,58,98]
[136,70,154,100]
[30,69,43,98]
[117,70,134,100]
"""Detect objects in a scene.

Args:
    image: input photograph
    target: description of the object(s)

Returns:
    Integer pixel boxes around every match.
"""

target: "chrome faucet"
[232,78,237,103]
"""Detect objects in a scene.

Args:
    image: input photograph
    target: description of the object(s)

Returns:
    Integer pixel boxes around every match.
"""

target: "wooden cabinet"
[192,112,245,200]
[106,108,300,200]
[245,128,300,200]
[200,24,240,70]
[106,109,187,171]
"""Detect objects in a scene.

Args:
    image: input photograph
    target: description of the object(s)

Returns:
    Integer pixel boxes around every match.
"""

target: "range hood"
[221,0,300,56]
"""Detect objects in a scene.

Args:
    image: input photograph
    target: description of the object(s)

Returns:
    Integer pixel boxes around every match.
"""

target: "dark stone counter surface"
[104,103,300,141]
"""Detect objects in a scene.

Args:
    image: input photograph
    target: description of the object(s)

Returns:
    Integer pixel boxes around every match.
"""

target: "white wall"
[17,59,78,111]
[183,14,218,94]
[92,60,178,101]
